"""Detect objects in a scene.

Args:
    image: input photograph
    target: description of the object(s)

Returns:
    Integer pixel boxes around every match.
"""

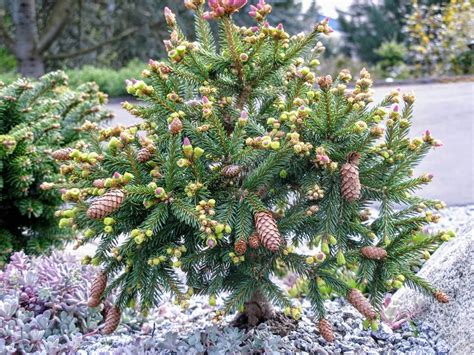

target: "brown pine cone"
[169,117,183,134]
[255,211,282,252]
[340,152,361,202]
[87,271,107,307]
[434,290,449,303]
[248,233,260,249]
[102,306,121,334]
[360,246,387,260]
[87,297,101,308]
[235,239,247,255]
[318,318,335,342]
[222,164,242,178]
[86,189,125,219]
[51,148,73,160]
[347,288,376,320]
[137,147,152,163]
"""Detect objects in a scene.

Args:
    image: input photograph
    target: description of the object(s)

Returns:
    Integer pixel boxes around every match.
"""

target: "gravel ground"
[80,297,448,354]
[78,205,472,354]
[424,204,474,234]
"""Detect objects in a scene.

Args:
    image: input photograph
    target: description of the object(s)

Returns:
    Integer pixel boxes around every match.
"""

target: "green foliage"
[337,0,413,64]
[405,0,473,76]
[0,47,16,73]
[57,1,452,325]
[374,40,409,79]
[1,61,143,97]
[0,71,112,265]
[66,60,144,97]
[375,40,407,70]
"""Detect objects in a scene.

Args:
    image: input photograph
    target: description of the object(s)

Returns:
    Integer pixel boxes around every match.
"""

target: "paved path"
[107,82,474,206]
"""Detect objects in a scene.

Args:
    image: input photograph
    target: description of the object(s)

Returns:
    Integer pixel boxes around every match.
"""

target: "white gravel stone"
[388,217,473,354]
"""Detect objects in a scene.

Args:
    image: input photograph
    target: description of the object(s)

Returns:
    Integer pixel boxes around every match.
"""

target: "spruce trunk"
[235,289,274,327]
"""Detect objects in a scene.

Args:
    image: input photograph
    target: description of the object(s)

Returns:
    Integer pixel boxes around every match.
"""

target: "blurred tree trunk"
[13,0,45,77]
[0,0,145,78]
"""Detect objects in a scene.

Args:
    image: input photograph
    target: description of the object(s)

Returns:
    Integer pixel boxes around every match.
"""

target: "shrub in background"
[0,48,16,74]
[66,60,144,98]
[0,71,112,265]
[0,60,143,98]
[57,0,452,339]
[0,251,102,353]
[374,40,410,79]
[405,0,473,76]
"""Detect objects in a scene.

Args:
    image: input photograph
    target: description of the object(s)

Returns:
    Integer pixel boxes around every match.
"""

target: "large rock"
[387,223,474,354]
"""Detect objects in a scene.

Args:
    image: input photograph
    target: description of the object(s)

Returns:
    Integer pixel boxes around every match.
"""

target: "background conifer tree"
[0,71,111,264]
[56,0,452,336]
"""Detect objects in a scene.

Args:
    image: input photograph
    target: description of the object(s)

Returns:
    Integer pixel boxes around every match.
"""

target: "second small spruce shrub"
[0,71,112,264]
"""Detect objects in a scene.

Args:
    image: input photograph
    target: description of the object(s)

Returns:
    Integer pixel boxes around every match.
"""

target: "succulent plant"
[0,251,103,353]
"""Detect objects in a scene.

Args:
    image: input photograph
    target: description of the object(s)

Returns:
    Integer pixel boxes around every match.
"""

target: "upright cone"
[102,306,121,334]
[51,148,73,160]
[255,211,282,252]
[318,318,335,342]
[87,271,108,307]
[340,152,361,202]
[169,118,183,134]
[86,189,125,219]
[347,288,376,320]
[137,147,152,163]
[360,246,387,260]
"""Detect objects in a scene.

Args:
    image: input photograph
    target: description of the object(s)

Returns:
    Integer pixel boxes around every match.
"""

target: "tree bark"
[233,289,275,327]
[13,0,45,77]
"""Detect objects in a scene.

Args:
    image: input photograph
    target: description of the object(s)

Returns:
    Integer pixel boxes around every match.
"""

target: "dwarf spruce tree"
[56,0,452,338]
[0,71,112,265]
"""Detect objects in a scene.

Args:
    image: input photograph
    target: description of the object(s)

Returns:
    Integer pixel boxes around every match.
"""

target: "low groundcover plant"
[52,0,453,339]
[0,251,102,353]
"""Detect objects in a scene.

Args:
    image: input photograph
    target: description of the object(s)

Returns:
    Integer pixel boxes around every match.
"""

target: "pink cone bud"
[164,7,176,26]
[202,96,209,104]
[183,137,191,146]
[207,238,216,247]
[163,40,173,51]
[113,172,122,179]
